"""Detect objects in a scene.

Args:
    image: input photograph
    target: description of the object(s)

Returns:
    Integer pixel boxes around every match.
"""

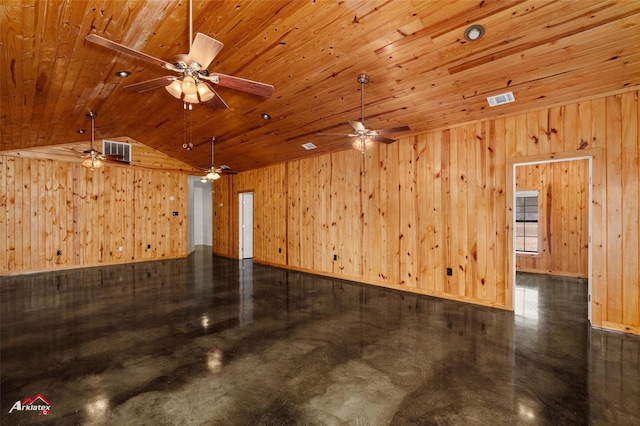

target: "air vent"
[103,140,131,163]
[302,142,317,150]
[487,91,515,107]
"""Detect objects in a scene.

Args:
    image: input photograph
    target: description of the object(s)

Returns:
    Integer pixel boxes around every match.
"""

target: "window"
[515,191,539,254]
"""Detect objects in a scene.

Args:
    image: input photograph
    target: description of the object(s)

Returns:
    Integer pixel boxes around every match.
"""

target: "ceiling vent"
[487,91,515,107]
[302,142,317,150]
[103,140,131,163]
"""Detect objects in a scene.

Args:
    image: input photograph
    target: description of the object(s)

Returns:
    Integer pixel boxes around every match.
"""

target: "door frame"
[187,175,213,254]
[509,155,593,322]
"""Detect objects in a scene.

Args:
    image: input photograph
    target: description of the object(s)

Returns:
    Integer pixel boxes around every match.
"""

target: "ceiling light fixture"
[165,75,217,104]
[464,24,485,41]
[82,156,104,171]
[261,112,271,120]
[115,70,131,78]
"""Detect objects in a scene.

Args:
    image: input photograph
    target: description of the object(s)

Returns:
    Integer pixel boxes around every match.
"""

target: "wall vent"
[103,140,131,163]
[487,91,515,107]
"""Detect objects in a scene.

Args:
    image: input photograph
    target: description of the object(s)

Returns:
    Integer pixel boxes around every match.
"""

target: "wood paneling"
[506,91,640,334]
[1,153,190,275]
[2,1,640,173]
[515,160,590,278]
[213,90,639,334]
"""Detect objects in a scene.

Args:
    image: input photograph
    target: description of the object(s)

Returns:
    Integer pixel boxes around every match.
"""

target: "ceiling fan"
[85,0,273,109]
[81,112,125,171]
[200,137,238,182]
[319,73,410,153]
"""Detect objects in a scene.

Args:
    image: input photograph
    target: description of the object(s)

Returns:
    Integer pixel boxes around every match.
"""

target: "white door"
[239,192,253,259]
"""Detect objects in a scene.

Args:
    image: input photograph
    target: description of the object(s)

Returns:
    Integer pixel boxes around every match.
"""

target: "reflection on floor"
[1,250,638,425]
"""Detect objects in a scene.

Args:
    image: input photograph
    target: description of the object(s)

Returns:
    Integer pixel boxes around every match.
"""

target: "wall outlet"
[172,211,179,216]
[333,254,338,261]
[446,267,453,276]
[278,248,282,253]
[147,244,151,249]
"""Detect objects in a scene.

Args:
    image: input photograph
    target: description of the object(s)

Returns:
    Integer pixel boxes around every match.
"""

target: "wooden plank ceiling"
[2,0,640,172]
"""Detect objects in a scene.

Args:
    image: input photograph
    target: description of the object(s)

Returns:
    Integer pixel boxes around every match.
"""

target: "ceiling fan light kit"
[206,170,221,181]
[82,156,104,171]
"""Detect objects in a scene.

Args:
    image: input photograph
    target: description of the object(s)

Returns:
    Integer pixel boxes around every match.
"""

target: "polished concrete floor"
[1,248,639,425]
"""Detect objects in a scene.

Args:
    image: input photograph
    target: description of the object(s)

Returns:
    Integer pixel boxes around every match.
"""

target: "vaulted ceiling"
[2,0,640,172]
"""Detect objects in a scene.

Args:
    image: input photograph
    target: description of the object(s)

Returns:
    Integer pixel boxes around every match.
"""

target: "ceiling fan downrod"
[357,73,369,125]
[357,73,370,154]
[87,111,96,151]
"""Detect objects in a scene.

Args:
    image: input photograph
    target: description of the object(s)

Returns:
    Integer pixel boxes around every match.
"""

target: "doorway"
[188,176,213,254]
[239,192,253,259]
[511,157,592,322]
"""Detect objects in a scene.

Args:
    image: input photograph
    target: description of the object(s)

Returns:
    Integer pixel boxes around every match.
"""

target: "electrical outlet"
[172,211,179,216]
[446,267,453,276]
[278,248,282,253]
[147,244,151,249]
[333,254,337,261]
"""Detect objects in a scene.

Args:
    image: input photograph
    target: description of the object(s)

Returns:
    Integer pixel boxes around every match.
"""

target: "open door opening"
[511,157,592,323]
[239,192,253,259]
[188,176,213,254]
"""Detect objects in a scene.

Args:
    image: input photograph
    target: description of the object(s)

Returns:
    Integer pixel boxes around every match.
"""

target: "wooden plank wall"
[515,160,590,278]
[234,165,288,264]
[0,158,188,274]
[216,90,639,334]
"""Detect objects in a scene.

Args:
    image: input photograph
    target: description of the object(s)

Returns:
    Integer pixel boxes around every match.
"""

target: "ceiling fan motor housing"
[357,73,370,84]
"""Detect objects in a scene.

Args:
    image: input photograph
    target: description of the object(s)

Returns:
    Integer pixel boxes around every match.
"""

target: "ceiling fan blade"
[348,120,365,132]
[372,135,396,144]
[376,125,411,134]
[206,73,274,98]
[124,76,175,93]
[218,165,238,174]
[200,83,229,110]
[85,34,175,70]
[187,33,224,70]
[317,132,353,137]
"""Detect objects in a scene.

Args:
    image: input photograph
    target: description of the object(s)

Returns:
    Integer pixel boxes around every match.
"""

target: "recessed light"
[77,129,86,134]
[115,70,131,78]
[261,112,271,120]
[464,24,485,41]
